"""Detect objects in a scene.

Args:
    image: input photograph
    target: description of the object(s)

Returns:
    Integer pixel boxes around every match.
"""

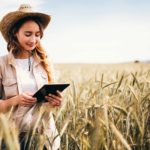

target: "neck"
[15,50,32,59]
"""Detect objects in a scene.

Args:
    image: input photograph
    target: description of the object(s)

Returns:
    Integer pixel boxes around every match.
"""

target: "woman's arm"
[0,92,37,113]
[0,96,18,113]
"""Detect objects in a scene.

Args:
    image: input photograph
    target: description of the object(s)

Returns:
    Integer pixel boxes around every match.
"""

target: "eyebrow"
[24,31,41,33]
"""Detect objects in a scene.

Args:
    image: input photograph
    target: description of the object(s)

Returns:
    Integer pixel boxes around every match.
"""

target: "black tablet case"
[33,83,70,103]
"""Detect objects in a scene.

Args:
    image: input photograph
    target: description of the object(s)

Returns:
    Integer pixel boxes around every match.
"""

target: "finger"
[51,101,61,106]
[20,101,33,106]
[22,93,33,100]
[48,94,62,101]
[45,96,54,102]
[23,100,37,105]
[46,96,61,106]
[24,96,37,102]
[22,93,37,101]
[22,98,37,105]
[25,91,34,96]
[56,90,62,98]
[46,96,61,104]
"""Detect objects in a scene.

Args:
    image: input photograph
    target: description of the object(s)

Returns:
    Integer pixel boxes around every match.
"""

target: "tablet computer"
[33,83,70,103]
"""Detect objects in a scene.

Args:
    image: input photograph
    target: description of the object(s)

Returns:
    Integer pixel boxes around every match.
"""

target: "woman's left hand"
[45,90,62,107]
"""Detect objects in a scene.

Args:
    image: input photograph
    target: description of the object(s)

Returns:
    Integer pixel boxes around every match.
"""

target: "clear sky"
[0,0,150,63]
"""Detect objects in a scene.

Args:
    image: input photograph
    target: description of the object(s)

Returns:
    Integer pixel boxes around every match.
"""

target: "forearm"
[0,96,18,113]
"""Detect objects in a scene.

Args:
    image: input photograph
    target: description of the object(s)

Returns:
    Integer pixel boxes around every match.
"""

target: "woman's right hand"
[0,92,37,113]
[15,92,37,106]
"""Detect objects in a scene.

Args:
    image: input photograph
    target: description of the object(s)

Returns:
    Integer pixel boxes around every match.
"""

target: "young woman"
[0,4,61,150]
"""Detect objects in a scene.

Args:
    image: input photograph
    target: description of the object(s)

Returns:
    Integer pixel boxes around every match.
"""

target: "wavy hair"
[7,17,53,83]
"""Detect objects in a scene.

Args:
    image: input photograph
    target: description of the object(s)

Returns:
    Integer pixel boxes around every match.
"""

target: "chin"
[26,47,35,51]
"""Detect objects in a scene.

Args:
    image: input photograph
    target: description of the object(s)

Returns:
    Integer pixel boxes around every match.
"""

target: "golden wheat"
[0,62,150,150]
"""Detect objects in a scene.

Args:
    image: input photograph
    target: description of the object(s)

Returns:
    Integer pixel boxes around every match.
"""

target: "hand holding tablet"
[33,83,70,103]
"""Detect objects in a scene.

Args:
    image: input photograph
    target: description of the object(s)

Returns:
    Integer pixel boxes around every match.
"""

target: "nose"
[29,35,37,43]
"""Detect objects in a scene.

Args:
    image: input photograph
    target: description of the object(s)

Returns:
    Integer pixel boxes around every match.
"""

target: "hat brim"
[0,11,51,42]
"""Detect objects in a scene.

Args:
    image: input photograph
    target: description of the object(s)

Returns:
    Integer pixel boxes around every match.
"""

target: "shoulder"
[0,54,9,61]
[0,55,9,78]
[0,54,9,66]
[0,54,10,74]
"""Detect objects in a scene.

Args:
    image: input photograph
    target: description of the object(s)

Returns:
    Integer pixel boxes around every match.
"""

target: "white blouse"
[15,56,38,93]
[14,57,38,131]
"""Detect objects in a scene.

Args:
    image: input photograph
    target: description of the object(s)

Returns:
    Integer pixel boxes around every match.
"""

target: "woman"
[0,4,61,150]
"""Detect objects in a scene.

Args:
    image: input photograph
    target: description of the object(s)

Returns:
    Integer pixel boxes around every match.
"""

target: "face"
[16,20,41,52]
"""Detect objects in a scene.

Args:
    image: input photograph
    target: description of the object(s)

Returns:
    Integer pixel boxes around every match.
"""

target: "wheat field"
[0,62,150,150]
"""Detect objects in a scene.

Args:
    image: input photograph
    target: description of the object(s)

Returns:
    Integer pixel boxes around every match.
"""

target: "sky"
[0,0,150,63]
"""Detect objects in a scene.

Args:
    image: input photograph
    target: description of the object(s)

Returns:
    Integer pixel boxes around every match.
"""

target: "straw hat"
[0,4,51,42]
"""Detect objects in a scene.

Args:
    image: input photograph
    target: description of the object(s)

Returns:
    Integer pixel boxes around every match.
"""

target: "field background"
[0,62,150,150]
[54,62,150,150]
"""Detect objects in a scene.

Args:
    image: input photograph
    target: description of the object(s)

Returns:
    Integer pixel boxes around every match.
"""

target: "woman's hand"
[16,92,37,106]
[45,90,62,107]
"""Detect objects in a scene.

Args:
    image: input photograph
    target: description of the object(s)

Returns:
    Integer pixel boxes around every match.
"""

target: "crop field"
[0,62,150,150]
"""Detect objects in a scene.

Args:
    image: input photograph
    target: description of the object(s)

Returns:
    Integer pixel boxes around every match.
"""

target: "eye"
[24,32,31,37]
[35,32,41,37]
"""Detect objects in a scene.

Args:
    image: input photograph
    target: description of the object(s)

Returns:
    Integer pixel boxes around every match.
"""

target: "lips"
[26,43,35,47]
[25,43,36,50]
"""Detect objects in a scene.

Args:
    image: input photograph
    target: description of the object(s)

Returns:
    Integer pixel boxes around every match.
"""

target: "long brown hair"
[7,16,53,83]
